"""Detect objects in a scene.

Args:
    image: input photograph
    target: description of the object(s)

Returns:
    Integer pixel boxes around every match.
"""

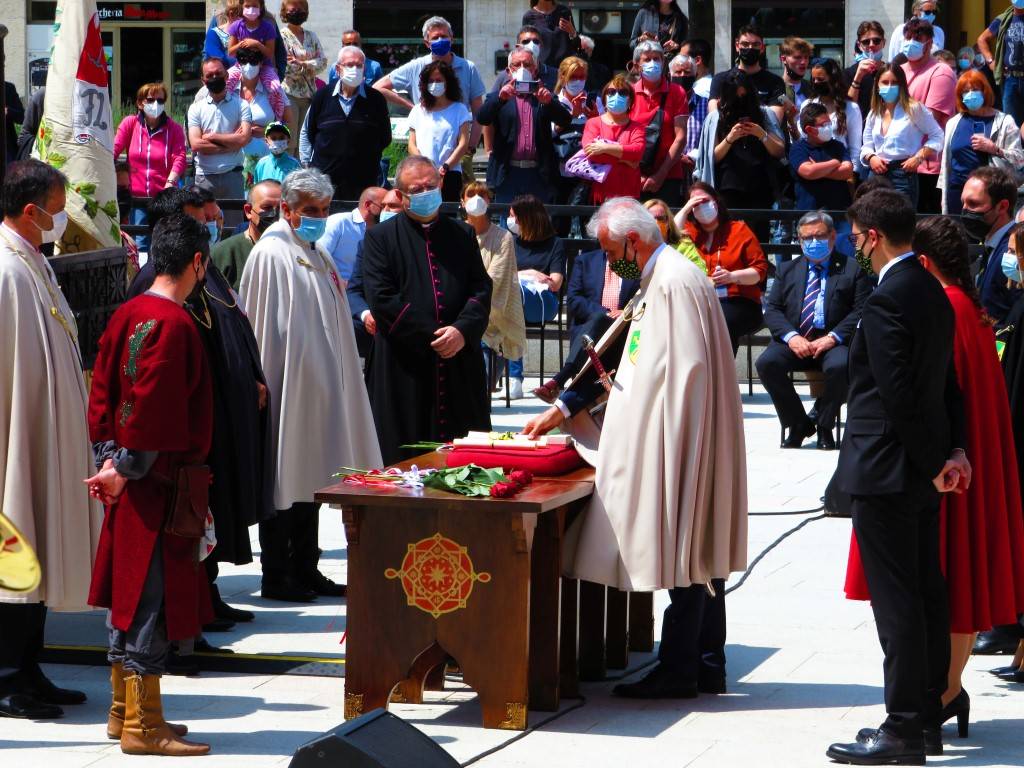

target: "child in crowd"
[226,0,281,98]
[790,102,854,212]
[254,121,300,183]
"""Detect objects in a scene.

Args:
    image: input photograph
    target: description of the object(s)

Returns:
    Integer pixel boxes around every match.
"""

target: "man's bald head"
[245,180,282,239]
[359,186,386,226]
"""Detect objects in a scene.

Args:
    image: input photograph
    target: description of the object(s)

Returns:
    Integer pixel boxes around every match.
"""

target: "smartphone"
[514,80,538,95]
[738,116,751,124]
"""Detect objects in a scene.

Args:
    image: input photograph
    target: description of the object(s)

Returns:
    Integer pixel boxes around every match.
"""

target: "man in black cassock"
[128,188,276,620]
[362,156,492,464]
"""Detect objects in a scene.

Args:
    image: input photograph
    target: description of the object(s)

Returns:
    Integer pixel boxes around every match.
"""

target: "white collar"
[987,218,1015,249]
[332,79,366,99]
[350,208,365,225]
[877,251,915,283]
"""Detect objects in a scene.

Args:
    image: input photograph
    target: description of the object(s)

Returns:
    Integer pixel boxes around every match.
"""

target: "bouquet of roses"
[335,464,533,498]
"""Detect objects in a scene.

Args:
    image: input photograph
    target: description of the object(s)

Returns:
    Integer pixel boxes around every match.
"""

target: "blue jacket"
[566,249,640,339]
[979,226,1022,325]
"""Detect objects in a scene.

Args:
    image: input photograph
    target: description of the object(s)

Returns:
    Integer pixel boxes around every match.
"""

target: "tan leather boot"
[120,673,210,756]
[107,663,188,740]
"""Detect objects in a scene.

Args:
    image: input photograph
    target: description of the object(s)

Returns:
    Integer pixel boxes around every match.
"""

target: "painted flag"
[34,0,119,251]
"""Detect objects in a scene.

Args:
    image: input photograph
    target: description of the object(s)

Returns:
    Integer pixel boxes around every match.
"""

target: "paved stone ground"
[4,380,1023,767]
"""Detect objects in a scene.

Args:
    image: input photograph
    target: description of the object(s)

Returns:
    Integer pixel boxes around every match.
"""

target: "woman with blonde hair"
[642,198,704,271]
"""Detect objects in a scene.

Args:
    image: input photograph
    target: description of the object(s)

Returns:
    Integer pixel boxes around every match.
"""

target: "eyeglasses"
[604,88,631,97]
[859,37,884,46]
[847,230,868,247]
[144,97,167,104]
[653,214,669,222]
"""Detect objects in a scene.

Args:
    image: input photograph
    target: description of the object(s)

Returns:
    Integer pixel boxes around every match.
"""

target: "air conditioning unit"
[579,10,622,35]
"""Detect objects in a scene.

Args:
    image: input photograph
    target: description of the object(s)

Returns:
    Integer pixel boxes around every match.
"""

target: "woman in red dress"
[844,216,1024,735]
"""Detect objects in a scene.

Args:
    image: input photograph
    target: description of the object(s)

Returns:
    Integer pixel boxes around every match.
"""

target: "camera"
[514,79,539,95]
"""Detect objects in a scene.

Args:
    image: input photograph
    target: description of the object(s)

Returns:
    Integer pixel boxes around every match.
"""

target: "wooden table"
[315,452,654,730]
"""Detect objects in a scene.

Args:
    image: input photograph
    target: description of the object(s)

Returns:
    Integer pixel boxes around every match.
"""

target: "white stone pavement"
[3,380,1022,767]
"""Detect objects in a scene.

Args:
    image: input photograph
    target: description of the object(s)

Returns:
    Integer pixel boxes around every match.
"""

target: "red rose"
[508,470,533,487]
[490,481,517,498]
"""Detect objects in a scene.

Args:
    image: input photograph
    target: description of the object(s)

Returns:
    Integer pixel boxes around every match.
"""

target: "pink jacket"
[113,114,188,197]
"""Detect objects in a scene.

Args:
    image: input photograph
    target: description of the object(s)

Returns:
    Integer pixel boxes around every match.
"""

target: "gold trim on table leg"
[498,701,527,730]
[344,692,365,720]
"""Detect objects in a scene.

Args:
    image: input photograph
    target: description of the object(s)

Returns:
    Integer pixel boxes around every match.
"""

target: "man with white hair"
[525,197,747,699]
[241,168,382,602]
[299,45,391,201]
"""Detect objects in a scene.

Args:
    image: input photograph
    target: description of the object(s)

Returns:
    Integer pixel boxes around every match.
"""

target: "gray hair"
[586,197,662,245]
[422,15,452,40]
[633,40,665,63]
[336,45,366,65]
[394,156,439,192]
[282,167,334,208]
[796,210,835,233]
[509,46,538,69]
[579,35,595,54]
[669,54,687,72]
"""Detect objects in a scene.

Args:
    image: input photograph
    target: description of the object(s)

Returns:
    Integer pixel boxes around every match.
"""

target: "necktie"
[800,265,822,338]
[601,261,621,311]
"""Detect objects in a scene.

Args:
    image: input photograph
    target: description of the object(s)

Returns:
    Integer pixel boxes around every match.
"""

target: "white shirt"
[407,101,473,167]
[187,89,253,174]
[861,102,944,163]
[877,251,916,284]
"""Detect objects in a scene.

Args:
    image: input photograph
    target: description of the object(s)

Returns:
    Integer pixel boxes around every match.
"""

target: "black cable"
[725,512,827,595]
[459,697,588,767]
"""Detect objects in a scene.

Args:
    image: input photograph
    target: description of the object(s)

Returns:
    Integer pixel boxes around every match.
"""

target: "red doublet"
[87,294,214,641]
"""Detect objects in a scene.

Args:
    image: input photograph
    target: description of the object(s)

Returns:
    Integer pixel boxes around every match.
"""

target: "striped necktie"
[800,264,822,338]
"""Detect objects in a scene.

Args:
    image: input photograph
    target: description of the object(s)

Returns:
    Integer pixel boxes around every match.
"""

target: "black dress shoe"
[1010,668,1024,684]
[826,729,925,765]
[856,728,942,757]
[0,693,63,719]
[817,431,837,451]
[697,673,727,694]
[612,664,698,699]
[202,617,235,633]
[305,572,347,598]
[18,668,87,706]
[973,625,1023,655]
[782,419,816,449]
[989,664,1021,678]
[215,601,255,623]
[261,577,318,603]
[165,651,200,677]
[194,637,235,654]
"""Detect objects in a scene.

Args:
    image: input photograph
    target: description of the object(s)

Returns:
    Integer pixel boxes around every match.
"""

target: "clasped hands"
[788,333,837,359]
[84,459,127,506]
[933,449,971,495]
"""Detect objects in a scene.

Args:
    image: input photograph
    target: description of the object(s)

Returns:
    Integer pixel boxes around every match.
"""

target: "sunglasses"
[653,214,669,222]
[859,37,884,46]
[605,88,631,97]
[144,97,167,104]
[520,37,541,45]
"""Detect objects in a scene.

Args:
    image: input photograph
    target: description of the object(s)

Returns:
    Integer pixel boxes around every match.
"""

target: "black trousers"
[916,172,941,215]
[658,579,727,683]
[852,493,949,738]
[755,340,849,430]
[719,297,764,356]
[0,602,47,694]
[554,312,616,388]
[259,501,320,586]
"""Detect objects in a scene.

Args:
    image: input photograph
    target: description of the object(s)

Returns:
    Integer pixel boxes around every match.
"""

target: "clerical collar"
[0,222,42,261]
[877,251,915,284]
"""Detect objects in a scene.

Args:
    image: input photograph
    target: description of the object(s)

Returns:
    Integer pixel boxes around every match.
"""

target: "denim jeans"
[129,206,150,251]
[870,165,919,209]
[1003,75,1024,128]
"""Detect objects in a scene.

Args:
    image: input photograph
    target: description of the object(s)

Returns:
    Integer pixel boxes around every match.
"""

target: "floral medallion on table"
[385,533,492,619]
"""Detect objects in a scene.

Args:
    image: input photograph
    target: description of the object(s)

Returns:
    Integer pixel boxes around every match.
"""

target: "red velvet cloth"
[845,287,1024,633]
[446,443,584,475]
[87,295,214,641]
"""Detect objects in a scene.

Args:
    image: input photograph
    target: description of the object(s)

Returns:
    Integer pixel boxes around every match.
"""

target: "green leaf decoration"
[100,200,119,219]
[110,223,121,242]
[76,182,97,196]
[48,152,67,169]
[84,199,98,218]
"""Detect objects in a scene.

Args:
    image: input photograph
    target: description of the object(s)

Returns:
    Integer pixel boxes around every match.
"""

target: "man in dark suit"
[961,167,1019,326]
[476,47,571,204]
[756,211,871,450]
[826,189,970,766]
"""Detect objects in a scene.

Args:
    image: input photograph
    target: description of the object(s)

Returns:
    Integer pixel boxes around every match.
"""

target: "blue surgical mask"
[1015,0,1024,9]
[295,215,327,242]
[801,238,832,263]
[430,37,452,57]
[919,12,936,23]
[958,58,972,70]
[605,93,629,114]
[901,39,926,61]
[564,79,586,96]
[206,220,220,244]
[408,187,443,218]
[380,210,398,223]
[961,90,985,111]
[1002,251,1022,282]
[641,60,663,81]
[878,84,900,103]
[866,49,884,61]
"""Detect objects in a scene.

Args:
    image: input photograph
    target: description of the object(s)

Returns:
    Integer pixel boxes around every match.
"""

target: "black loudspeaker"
[289,708,459,768]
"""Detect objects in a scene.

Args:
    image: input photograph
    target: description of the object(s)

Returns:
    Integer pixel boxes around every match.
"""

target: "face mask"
[241,63,261,80]
[919,12,936,23]
[784,65,804,81]
[408,187,443,218]
[268,138,288,154]
[206,76,227,95]
[814,123,834,142]
[427,81,447,98]
[640,60,663,81]
[657,219,669,238]
[188,262,208,305]
[464,195,488,217]
[506,216,521,236]
[430,37,452,57]
[564,79,586,96]
[673,75,695,90]
[242,6,260,20]
[284,9,307,24]
[380,210,398,223]
[609,239,643,280]
[854,241,875,275]
[694,201,718,225]
[513,66,535,84]
[901,39,926,61]
[878,84,900,103]
[737,48,761,66]
[255,208,278,233]
[1003,251,1022,282]
[341,66,364,86]
[605,93,629,114]
[801,238,832,262]
[866,49,885,61]
[1015,0,1024,9]
[33,207,68,244]
[961,90,985,111]
[142,101,164,119]
[206,221,220,245]
[812,80,831,97]
[522,41,542,60]
[294,215,327,242]
[960,210,993,242]
[958,58,972,70]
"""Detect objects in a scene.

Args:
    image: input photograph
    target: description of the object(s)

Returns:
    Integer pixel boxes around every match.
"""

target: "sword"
[581,334,615,393]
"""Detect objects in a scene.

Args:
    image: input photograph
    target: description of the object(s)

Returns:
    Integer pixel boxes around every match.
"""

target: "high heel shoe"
[938,689,970,738]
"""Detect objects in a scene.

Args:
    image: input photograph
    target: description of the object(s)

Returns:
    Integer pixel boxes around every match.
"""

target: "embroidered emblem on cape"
[628,328,641,364]
[118,400,134,427]
[123,319,156,381]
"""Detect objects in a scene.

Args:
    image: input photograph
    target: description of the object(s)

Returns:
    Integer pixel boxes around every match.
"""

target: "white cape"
[240,221,382,509]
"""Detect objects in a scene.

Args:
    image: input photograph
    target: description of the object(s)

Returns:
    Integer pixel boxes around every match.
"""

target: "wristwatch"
[441,162,450,172]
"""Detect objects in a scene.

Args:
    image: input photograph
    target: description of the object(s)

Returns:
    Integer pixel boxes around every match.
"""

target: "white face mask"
[35,207,69,244]
[240,62,261,81]
[512,66,535,84]
[694,201,718,225]
[522,41,542,60]
[427,81,447,98]
[507,215,521,236]
[464,195,488,216]
[341,65,364,86]
[142,101,164,119]
[815,123,833,142]
[268,138,289,155]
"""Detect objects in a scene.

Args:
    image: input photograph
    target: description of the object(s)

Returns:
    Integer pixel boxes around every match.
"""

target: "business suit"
[756,252,870,432]
[346,242,373,359]
[566,248,640,341]
[978,224,1021,326]
[836,256,964,740]
[476,90,571,203]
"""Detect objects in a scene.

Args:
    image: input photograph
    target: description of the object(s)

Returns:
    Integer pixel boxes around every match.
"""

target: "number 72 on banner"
[72,81,114,152]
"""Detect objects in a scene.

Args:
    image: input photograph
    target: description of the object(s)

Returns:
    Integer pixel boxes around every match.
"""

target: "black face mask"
[812,80,832,97]
[853,241,875,276]
[206,76,227,95]
[737,48,761,66]
[255,208,279,233]
[672,75,695,90]
[188,262,209,307]
[284,10,308,24]
[961,210,993,243]
[784,65,804,81]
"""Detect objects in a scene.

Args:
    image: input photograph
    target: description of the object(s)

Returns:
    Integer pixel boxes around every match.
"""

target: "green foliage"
[382,141,408,181]
[421,464,510,497]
